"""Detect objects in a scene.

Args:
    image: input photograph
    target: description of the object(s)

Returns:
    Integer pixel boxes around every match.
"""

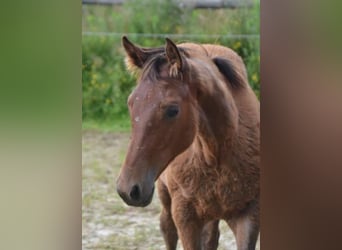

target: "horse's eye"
[165,105,179,119]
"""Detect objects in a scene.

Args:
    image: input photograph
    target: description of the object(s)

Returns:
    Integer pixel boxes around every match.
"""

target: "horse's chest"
[169,164,257,220]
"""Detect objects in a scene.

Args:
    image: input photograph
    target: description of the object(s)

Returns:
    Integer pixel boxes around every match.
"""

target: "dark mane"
[140,54,168,81]
[139,46,244,92]
[140,47,188,82]
[213,57,245,89]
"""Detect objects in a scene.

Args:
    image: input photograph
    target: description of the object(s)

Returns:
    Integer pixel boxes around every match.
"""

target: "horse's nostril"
[129,184,140,201]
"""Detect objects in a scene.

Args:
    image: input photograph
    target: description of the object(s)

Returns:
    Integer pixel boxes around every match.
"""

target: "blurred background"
[82,0,260,130]
[82,0,260,249]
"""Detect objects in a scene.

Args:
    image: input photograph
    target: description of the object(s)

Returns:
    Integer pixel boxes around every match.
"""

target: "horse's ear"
[165,38,182,77]
[122,36,148,73]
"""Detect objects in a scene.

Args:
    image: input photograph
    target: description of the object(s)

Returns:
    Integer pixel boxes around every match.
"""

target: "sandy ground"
[82,130,260,250]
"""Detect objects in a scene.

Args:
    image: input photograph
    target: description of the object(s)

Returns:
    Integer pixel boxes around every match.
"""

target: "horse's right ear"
[122,36,148,73]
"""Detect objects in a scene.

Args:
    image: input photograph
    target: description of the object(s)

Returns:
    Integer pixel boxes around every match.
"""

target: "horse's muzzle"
[116,178,155,207]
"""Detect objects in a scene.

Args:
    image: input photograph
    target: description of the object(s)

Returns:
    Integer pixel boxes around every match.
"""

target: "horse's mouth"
[137,186,155,207]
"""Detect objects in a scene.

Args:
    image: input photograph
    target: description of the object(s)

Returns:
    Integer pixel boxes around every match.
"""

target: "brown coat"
[117,37,260,250]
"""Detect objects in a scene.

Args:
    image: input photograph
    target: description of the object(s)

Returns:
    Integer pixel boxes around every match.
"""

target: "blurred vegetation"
[82,0,259,128]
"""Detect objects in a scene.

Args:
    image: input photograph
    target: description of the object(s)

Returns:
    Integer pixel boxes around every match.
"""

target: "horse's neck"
[193,80,239,163]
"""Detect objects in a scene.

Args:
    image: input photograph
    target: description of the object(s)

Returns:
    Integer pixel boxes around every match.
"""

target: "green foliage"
[82,0,260,125]
[82,36,135,121]
[123,0,186,35]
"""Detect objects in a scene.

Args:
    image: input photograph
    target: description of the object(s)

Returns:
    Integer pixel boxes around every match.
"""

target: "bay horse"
[116,36,260,250]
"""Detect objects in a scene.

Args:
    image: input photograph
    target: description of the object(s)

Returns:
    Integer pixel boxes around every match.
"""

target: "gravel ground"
[82,130,260,250]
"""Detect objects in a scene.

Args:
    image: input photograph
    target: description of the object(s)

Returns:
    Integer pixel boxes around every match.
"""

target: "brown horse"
[116,36,260,250]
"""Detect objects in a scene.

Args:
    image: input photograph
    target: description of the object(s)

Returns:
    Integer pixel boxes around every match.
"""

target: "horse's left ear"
[165,38,182,77]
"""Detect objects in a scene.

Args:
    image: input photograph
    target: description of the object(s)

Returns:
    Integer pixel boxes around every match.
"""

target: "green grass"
[82,118,131,132]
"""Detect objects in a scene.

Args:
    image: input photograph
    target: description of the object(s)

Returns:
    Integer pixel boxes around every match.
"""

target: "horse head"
[116,37,197,207]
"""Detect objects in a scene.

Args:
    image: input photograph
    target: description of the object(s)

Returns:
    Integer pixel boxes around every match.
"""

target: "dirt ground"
[82,130,260,250]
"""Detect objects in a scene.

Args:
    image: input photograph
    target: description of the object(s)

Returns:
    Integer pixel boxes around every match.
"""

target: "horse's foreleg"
[172,198,203,250]
[160,208,178,250]
[227,203,259,250]
[228,216,259,250]
[157,181,178,250]
[201,220,220,250]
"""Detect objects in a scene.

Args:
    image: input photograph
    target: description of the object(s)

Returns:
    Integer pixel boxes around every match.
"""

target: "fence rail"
[82,32,260,40]
[82,0,254,9]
